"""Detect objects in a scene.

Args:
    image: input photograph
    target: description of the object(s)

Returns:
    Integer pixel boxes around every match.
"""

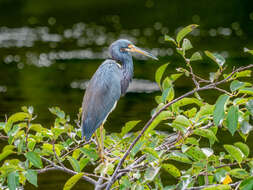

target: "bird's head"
[109,39,158,62]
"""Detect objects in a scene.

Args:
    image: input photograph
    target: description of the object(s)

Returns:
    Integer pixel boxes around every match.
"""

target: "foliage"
[0,25,253,190]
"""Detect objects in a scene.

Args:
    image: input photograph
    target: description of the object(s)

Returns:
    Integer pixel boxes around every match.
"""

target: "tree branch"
[185,181,241,190]
[105,64,253,189]
[41,156,97,185]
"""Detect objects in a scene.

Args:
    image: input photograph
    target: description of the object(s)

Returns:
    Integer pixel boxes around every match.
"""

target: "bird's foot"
[99,151,116,163]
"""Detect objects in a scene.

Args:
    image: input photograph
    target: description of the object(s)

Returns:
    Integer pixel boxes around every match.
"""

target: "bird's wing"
[81,60,122,140]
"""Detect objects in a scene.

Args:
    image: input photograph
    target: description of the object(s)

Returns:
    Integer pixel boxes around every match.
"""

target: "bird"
[81,39,158,160]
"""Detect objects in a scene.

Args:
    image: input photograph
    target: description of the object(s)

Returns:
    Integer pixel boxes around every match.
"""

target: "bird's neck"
[121,56,133,95]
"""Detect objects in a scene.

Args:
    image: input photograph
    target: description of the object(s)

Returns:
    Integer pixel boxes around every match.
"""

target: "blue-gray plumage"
[81,39,158,141]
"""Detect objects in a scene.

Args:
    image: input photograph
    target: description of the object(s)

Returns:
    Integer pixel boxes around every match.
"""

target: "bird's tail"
[81,119,93,141]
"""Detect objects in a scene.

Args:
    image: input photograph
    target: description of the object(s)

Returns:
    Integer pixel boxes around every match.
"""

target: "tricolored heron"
[81,39,158,160]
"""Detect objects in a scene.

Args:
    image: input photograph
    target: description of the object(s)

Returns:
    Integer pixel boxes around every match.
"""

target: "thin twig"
[61,140,91,158]
[214,86,233,96]
[187,62,200,89]
[52,140,65,168]
[41,156,97,185]
[0,133,8,140]
[194,75,210,83]
[185,181,241,190]
[37,167,57,174]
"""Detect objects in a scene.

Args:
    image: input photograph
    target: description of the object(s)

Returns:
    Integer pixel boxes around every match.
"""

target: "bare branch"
[0,133,8,140]
[61,140,91,159]
[41,156,97,185]
[52,140,65,168]
[187,62,200,89]
[37,167,57,174]
[214,86,233,96]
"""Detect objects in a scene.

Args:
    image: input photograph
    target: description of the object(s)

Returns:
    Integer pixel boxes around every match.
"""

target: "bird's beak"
[127,44,158,60]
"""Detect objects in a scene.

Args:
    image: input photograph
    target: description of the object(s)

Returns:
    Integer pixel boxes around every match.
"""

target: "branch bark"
[41,157,97,185]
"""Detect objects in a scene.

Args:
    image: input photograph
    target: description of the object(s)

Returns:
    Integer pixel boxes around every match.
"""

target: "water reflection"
[0,86,7,93]
[70,78,160,93]
[0,19,247,68]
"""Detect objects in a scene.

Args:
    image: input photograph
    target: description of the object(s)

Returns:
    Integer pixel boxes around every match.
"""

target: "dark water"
[0,0,253,189]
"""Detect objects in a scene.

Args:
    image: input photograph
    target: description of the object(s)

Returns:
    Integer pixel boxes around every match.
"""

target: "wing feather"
[81,60,122,140]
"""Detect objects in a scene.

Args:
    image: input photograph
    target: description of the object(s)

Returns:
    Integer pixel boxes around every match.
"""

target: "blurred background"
[0,0,253,189]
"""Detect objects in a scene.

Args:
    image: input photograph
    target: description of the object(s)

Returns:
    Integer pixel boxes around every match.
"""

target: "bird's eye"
[120,48,127,52]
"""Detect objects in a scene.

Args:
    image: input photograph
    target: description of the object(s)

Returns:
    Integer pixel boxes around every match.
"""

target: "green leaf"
[72,149,81,160]
[201,148,214,157]
[167,151,192,164]
[49,107,65,118]
[209,72,216,82]
[80,147,99,161]
[155,63,169,89]
[235,70,252,78]
[205,51,225,67]
[169,73,183,81]
[142,147,159,159]
[79,158,89,171]
[0,150,13,162]
[226,106,239,136]
[213,94,229,126]
[146,111,172,133]
[121,120,140,137]
[120,176,131,190]
[230,80,245,92]
[214,168,227,183]
[240,176,253,190]
[234,142,249,157]
[106,163,115,175]
[171,115,190,134]
[240,120,252,135]
[224,145,243,163]
[202,185,230,190]
[195,104,214,122]
[8,172,17,190]
[25,170,38,187]
[190,52,202,61]
[239,88,253,95]
[184,107,197,118]
[182,38,193,51]
[131,140,145,158]
[67,156,80,172]
[164,35,176,45]
[144,167,160,182]
[5,112,30,133]
[29,124,45,133]
[173,98,204,112]
[176,24,198,44]
[162,77,172,90]
[229,168,248,179]
[185,146,207,161]
[63,173,84,190]
[185,137,199,146]
[193,129,218,144]
[244,47,253,55]
[162,87,174,103]
[162,164,181,178]
[246,100,253,115]
[25,152,43,168]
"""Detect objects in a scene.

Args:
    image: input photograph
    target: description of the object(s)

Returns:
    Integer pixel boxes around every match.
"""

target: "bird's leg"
[94,125,105,162]
[100,124,104,159]
[95,125,116,162]
[95,131,102,154]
